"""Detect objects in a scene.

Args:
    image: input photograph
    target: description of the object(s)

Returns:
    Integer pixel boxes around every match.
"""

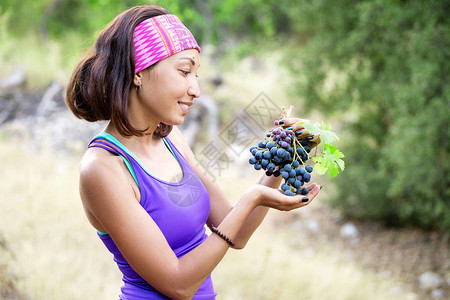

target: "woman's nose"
[188,77,201,98]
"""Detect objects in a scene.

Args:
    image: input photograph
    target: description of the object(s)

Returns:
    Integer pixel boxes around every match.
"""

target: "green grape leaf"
[320,130,339,146]
[322,121,332,131]
[301,122,322,136]
[312,157,328,175]
[299,122,339,145]
[320,144,345,177]
[328,163,339,177]
[335,158,345,171]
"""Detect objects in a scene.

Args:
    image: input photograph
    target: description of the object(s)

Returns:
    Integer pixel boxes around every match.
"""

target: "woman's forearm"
[232,172,283,249]
[173,188,259,299]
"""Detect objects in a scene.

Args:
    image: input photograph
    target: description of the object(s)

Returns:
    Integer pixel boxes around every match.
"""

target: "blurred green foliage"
[284,0,450,232]
[0,0,289,48]
[0,0,448,231]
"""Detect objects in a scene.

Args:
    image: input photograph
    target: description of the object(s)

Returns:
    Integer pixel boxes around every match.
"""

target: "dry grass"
[0,138,121,299]
[0,137,414,300]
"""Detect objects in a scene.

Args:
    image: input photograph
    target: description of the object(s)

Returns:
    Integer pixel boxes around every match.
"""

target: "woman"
[65,5,321,300]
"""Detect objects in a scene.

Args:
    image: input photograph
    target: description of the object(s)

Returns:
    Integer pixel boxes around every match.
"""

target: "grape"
[303,172,311,182]
[255,151,263,160]
[247,120,317,196]
[289,170,296,178]
[285,190,295,196]
[277,148,286,157]
[270,147,278,156]
[261,159,269,167]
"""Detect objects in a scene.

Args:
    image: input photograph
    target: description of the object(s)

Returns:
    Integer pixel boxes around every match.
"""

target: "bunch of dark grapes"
[248,121,314,196]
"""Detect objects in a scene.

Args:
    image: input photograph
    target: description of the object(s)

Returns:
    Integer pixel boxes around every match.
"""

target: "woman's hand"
[278,117,321,149]
[244,183,321,212]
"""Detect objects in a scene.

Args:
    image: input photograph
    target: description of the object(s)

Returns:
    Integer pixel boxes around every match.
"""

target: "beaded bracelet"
[209,224,235,247]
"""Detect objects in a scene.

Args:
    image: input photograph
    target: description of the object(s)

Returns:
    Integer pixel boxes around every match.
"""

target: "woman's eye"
[180,70,190,76]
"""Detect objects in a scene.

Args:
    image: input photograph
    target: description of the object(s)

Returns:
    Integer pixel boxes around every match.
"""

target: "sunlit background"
[0,1,448,299]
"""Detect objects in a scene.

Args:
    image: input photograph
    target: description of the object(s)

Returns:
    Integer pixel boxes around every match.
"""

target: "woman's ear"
[133,73,142,86]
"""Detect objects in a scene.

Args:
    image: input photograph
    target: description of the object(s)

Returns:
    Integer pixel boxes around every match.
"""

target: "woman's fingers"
[278,117,320,147]
[262,183,321,211]
[278,118,310,136]
[308,135,321,149]
[279,118,310,127]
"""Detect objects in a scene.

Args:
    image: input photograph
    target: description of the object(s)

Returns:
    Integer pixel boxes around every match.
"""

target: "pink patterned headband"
[133,14,201,74]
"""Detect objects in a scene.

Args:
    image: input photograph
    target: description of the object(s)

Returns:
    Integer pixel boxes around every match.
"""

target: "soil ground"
[274,201,450,299]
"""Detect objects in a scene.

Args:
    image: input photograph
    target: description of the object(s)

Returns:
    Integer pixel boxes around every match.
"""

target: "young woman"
[65,5,321,300]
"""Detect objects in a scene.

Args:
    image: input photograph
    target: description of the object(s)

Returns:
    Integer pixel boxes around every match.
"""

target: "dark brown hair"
[65,5,172,137]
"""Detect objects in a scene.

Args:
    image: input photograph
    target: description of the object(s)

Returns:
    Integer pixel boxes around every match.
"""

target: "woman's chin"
[165,118,184,126]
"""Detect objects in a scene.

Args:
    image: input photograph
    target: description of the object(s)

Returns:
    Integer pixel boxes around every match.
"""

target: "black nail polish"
[307,136,314,140]
[278,120,285,125]
[302,197,309,202]
[286,127,293,130]
[320,185,323,190]
[295,131,302,135]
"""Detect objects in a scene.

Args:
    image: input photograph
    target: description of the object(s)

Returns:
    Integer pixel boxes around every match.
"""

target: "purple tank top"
[88,132,217,300]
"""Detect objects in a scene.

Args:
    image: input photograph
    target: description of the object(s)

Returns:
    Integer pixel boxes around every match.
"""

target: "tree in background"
[1,0,448,231]
[284,0,449,232]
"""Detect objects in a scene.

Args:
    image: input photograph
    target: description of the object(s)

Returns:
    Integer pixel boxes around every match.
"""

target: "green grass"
[0,29,90,88]
[0,137,413,299]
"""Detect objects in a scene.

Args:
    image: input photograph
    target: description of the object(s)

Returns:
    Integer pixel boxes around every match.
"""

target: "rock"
[0,68,25,90]
[418,271,443,291]
[431,289,447,299]
[305,219,320,233]
[303,247,315,258]
[36,81,63,117]
[405,293,418,300]
[390,284,403,295]
[340,222,359,239]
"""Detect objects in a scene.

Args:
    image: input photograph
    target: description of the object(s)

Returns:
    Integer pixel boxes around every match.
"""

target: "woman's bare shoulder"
[78,147,134,200]
[79,147,123,178]
[167,126,194,159]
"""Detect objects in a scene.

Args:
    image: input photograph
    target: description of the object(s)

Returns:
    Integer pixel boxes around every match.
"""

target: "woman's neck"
[104,122,162,155]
